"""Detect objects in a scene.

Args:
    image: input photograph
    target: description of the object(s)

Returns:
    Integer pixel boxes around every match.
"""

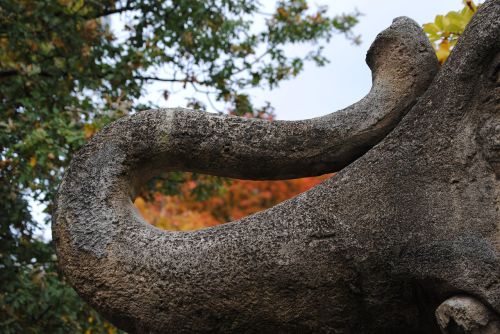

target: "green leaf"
[423,23,441,35]
[54,58,66,69]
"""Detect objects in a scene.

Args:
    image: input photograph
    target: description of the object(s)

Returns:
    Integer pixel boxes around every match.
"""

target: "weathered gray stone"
[436,296,500,333]
[53,1,499,333]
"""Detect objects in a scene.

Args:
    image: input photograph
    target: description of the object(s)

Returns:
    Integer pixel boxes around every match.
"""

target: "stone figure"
[53,1,499,332]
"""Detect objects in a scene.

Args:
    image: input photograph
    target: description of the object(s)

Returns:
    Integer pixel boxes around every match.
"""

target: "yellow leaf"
[182,31,193,45]
[434,15,444,30]
[422,23,440,35]
[57,0,85,13]
[31,270,45,286]
[52,36,65,49]
[446,11,467,32]
[29,156,37,167]
[436,40,450,64]
[277,7,288,18]
[84,123,96,139]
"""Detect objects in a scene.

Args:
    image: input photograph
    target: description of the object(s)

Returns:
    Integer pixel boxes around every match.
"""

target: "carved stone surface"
[436,296,500,333]
[53,1,499,333]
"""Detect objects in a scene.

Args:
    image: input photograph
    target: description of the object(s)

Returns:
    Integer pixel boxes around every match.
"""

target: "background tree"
[0,0,359,332]
[135,173,331,231]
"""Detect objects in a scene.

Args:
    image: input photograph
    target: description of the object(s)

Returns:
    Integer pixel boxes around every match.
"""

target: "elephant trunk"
[53,17,439,333]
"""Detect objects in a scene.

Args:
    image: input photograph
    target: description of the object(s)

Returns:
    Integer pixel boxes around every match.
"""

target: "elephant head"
[53,1,500,332]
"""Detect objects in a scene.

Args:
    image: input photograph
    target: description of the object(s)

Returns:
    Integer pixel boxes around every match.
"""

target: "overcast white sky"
[140,0,460,120]
[33,0,462,239]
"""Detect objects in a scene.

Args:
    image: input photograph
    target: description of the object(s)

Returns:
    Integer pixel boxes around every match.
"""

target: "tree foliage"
[423,0,478,64]
[0,0,359,332]
[135,174,330,231]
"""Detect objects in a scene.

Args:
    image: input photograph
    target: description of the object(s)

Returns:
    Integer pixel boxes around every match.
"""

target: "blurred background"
[1,0,474,332]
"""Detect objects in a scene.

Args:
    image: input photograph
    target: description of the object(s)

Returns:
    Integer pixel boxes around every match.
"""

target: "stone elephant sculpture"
[53,1,500,332]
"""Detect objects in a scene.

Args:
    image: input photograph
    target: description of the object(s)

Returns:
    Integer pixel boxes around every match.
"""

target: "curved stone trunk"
[53,1,499,333]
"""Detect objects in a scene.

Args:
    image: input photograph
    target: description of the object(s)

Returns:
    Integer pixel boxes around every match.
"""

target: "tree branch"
[87,4,137,19]
[134,76,186,83]
[0,70,19,78]
[135,75,210,86]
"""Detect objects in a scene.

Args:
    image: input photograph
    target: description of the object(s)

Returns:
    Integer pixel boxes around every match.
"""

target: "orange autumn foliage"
[134,175,331,231]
